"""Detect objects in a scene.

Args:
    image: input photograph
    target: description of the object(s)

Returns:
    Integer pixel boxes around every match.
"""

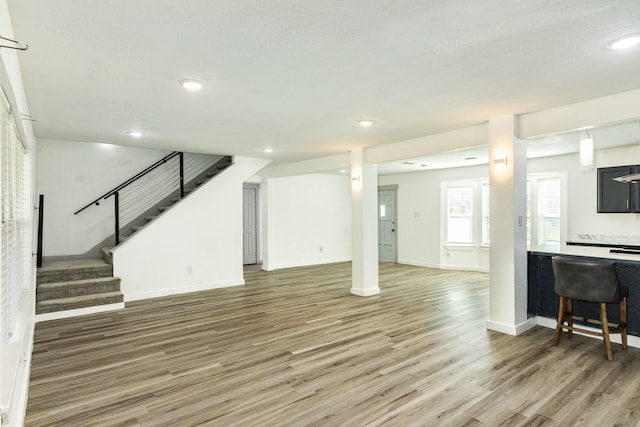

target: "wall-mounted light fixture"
[493,153,507,173]
[579,131,594,169]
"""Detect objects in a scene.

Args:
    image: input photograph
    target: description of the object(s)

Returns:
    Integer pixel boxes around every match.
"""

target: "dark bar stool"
[551,257,628,361]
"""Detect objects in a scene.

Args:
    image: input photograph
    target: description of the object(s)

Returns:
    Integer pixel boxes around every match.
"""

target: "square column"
[488,115,534,334]
[351,148,380,296]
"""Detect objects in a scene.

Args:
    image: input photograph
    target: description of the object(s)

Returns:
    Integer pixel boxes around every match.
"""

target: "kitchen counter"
[529,244,640,262]
[528,247,640,336]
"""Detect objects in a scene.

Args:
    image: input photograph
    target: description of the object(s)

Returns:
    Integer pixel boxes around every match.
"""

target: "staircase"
[101,155,233,262]
[36,154,233,320]
[36,259,124,319]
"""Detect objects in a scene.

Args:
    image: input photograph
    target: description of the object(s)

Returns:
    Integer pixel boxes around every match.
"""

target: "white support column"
[487,115,534,335]
[351,148,380,296]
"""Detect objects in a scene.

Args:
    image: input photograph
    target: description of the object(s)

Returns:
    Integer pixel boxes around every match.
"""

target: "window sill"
[444,244,475,252]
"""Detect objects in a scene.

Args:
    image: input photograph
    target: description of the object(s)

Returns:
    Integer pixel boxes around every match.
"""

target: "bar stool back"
[551,256,628,361]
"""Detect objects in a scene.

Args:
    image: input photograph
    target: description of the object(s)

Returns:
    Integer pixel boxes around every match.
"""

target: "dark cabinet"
[597,165,640,213]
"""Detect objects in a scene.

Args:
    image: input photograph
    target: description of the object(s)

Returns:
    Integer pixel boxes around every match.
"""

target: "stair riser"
[37,268,113,285]
[36,294,124,314]
[37,280,121,301]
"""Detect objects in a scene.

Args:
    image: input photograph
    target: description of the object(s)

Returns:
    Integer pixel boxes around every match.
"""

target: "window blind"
[1,86,28,351]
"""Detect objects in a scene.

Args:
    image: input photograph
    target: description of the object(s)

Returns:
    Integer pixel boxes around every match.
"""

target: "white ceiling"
[6,0,640,168]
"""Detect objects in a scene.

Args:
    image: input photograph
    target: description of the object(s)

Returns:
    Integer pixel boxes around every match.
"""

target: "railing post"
[179,152,185,198]
[36,194,44,268]
[114,191,120,245]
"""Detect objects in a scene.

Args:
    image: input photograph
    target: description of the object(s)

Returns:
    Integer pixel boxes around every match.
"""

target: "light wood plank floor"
[26,262,640,426]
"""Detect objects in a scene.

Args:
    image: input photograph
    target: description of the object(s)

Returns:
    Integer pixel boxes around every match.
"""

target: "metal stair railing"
[75,151,230,246]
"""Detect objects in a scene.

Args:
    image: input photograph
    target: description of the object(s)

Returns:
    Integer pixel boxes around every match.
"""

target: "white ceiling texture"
[6,1,640,173]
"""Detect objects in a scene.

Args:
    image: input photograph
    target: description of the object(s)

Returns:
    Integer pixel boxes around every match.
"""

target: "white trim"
[440,263,490,273]
[397,259,440,269]
[125,280,245,302]
[350,287,381,297]
[536,315,640,349]
[443,244,474,252]
[487,317,537,336]
[0,308,34,427]
[35,302,125,323]
[261,257,351,272]
[397,259,489,273]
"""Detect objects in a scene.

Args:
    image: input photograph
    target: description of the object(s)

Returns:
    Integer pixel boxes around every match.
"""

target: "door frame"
[378,185,398,263]
[243,183,260,265]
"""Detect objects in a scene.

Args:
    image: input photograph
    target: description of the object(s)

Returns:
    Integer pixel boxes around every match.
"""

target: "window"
[526,180,531,245]
[537,177,561,245]
[481,183,490,245]
[447,186,473,244]
[526,174,564,247]
[1,88,29,350]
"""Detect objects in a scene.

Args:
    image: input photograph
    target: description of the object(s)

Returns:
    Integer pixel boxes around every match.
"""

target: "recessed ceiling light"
[357,119,374,127]
[127,131,144,138]
[607,34,640,50]
[263,148,273,153]
[179,79,204,91]
[340,169,347,174]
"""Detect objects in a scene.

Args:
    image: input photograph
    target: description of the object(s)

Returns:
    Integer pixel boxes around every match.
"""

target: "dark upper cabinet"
[597,165,640,213]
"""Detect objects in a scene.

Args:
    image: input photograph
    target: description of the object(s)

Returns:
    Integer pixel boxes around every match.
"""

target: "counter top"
[529,244,640,263]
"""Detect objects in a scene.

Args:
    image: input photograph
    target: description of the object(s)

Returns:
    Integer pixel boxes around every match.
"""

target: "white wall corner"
[113,156,269,301]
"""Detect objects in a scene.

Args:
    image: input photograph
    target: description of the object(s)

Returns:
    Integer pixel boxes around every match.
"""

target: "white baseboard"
[263,257,351,272]
[350,287,381,297]
[35,302,125,323]
[536,316,640,349]
[487,317,537,336]
[125,279,245,302]
[397,259,440,269]
[440,264,490,273]
[398,259,489,273]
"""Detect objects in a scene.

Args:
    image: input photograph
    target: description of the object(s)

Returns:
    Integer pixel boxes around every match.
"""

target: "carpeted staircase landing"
[36,259,124,320]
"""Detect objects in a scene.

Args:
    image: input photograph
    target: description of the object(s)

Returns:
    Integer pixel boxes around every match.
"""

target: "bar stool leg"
[567,298,573,337]
[621,297,628,350]
[553,296,566,346]
[600,303,613,361]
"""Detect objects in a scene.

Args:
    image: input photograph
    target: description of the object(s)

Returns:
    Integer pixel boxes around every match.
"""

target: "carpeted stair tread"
[37,276,121,301]
[38,259,113,284]
[38,275,120,289]
[36,292,124,314]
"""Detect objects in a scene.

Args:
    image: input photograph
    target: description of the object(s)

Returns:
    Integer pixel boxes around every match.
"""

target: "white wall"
[37,139,171,258]
[263,173,352,270]
[529,144,640,243]
[379,163,490,271]
[113,156,270,301]
[377,144,640,273]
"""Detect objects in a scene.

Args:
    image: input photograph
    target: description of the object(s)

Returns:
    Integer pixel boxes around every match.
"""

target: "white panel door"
[243,187,258,265]
[378,189,396,262]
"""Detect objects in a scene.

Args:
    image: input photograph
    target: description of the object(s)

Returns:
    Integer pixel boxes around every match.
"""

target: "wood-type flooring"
[25,262,640,426]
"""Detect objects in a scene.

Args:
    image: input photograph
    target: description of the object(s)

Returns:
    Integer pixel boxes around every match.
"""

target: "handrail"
[36,194,44,268]
[74,151,182,215]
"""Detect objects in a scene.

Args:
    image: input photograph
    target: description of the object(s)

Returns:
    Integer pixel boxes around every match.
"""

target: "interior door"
[243,187,258,265]
[378,189,397,262]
